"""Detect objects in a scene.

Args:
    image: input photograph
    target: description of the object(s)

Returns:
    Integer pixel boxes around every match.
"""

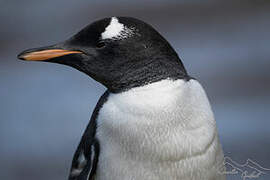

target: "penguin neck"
[107,78,187,112]
[107,58,190,93]
[104,79,196,121]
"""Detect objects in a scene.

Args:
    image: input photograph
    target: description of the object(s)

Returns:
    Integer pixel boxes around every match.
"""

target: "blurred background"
[1,0,269,179]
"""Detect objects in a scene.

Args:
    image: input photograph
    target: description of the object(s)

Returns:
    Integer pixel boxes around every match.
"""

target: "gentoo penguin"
[18,17,226,180]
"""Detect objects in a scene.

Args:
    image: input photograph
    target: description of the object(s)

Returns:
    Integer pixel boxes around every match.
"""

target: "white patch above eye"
[101,17,134,40]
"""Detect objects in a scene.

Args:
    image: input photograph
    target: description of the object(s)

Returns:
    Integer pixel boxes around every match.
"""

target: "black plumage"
[68,91,109,180]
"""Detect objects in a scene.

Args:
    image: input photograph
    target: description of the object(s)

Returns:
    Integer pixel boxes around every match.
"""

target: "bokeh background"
[1,0,269,180]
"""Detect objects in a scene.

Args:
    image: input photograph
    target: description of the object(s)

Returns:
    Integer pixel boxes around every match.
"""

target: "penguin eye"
[96,41,106,48]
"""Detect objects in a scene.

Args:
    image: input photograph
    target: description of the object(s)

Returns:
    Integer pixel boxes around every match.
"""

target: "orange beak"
[18,49,83,61]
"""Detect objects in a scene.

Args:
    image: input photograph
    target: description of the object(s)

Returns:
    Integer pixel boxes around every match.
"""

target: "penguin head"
[18,17,188,92]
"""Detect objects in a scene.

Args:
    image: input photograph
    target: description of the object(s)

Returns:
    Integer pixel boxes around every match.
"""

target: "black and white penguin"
[18,17,226,180]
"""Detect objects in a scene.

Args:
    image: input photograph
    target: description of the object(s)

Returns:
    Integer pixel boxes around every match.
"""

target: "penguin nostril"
[96,42,106,48]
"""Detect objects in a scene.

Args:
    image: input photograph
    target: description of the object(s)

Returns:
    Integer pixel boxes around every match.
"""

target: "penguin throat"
[106,61,190,93]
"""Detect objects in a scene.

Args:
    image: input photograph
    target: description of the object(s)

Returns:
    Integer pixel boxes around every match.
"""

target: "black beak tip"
[17,52,25,60]
[17,47,39,60]
[17,49,30,60]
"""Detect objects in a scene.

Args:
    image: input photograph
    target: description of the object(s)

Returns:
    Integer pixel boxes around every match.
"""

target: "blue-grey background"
[1,0,269,180]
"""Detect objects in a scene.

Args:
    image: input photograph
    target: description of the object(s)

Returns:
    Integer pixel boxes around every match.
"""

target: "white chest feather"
[95,79,225,180]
